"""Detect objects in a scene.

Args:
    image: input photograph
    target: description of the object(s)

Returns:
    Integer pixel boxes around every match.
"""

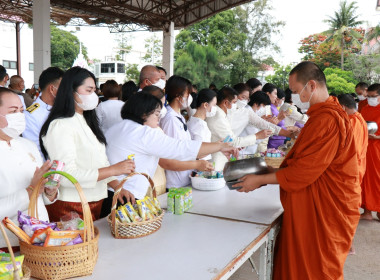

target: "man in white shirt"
[23,67,64,157]
[138,65,162,91]
[9,75,34,108]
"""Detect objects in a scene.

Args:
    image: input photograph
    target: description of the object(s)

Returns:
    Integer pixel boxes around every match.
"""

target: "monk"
[233,61,361,280]
[338,94,368,254]
[338,94,368,183]
[356,82,368,113]
[360,83,380,220]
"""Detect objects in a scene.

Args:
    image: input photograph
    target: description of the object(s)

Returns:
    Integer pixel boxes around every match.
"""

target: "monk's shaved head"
[338,94,356,109]
[289,61,326,86]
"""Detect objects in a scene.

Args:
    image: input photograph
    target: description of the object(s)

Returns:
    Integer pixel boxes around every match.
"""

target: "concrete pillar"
[33,0,51,83]
[162,21,174,77]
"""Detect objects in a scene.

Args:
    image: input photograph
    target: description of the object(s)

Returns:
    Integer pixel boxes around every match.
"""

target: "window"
[100,63,115,73]
[3,60,17,69]
[29,63,34,71]
[117,63,125,73]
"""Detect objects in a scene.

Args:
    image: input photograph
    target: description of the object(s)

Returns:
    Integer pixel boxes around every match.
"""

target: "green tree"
[125,63,140,84]
[175,42,227,89]
[324,67,357,94]
[265,64,293,90]
[51,26,88,70]
[174,0,284,86]
[323,0,364,70]
[143,34,162,65]
[345,53,380,83]
[115,33,132,61]
[366,24,380,48]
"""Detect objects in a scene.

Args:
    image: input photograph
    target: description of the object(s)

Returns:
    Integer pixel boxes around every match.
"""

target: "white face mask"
[236,99,248,110]
[357,95,366,101]
[277,100,284,108]
[75,92,99,111]
[292,83,314,110]
[149,79,166,90]
[255,106,266,117]
[0,112,26,138]
[368,97,380,107]
[206,105,217,118]
[180,94,193,110]
[227,102,237,115]
[160,106,167,119]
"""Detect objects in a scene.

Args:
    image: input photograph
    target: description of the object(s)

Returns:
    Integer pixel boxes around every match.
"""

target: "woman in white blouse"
[40,67,135,221]
[206,87,273,170]
[160,76,216,188]
[95,79,124,134]
[106,93,236,198]
[0,88,57,248]
[187,89,217,160]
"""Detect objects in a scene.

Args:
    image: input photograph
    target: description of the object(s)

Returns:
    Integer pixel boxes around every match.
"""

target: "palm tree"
[366,24,380,47]
[323,0,364,70]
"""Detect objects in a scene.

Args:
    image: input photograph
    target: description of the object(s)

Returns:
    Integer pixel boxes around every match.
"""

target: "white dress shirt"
[283,104,309,127]
[0,137,52,247]
[160,105,194,188]
[23,97,51,158]
[206,106,257,170]
[187,116,211,160]
[95,99,124,134]
[106,120,201,198]
[42,113,115,203]
[228,106,282,136]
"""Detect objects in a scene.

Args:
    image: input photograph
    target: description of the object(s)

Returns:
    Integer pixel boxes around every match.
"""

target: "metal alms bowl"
[366,121,378,134]
[223,157,269,186]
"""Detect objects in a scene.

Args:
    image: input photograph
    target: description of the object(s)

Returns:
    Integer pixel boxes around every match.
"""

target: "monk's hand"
[369,134,380,140]
[233,174,263,193]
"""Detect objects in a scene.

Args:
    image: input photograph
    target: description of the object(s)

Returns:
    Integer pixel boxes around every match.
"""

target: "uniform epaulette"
[26,103,40,113]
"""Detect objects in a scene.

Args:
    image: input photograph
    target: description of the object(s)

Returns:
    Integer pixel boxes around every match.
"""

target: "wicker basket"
[265,157,284,168]
[190,176,226,191]
[0,223,31,280]
[107,172,164,239]
[19,171,99,280]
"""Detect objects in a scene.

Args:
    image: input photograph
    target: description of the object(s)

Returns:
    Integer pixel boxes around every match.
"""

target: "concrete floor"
[229,212,380,280]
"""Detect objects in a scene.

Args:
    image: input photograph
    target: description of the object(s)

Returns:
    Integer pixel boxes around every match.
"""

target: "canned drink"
[45,160,65,188]
[174,193,185,215]
[167,190,175,213]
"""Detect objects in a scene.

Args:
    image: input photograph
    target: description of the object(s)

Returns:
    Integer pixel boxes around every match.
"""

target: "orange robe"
[349,112,368,183]
[360,104,380,212]
[274,96,361,280]
[358,99,368,113]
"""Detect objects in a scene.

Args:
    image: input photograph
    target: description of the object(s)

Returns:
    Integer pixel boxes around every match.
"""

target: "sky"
[63,0,380,67]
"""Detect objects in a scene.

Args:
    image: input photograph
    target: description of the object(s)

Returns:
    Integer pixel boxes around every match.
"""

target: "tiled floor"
[229,214,380,280]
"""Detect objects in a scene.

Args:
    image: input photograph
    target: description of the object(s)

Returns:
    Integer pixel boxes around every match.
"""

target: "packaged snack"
[174,192,185,215]
[43,230,83,247]
[123,203,142,222]
[0,254,24,279]
[144,197,158,216]
[136,200,149,221]
[60,212,84,230]
[45,160,65,188]
[153,198,162,212]
[127,154,135,161]
[21,224,48,238]
[30,227,52,244]
[2,218,31,244]
[223,135,233,143]
[167,190,175,213]
[116,208,131,223]
[65,235,83,246]
[18,211,57,230]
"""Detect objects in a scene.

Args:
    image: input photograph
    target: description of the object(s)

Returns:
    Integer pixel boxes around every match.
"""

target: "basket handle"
[28,171,95,243]
[110,172,155,238]
[0,223,21,280]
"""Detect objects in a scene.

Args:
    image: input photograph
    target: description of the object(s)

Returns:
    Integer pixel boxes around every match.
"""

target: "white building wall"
[0,22,35,88]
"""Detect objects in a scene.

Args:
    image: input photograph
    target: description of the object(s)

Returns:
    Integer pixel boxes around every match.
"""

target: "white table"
[158,184,283,225]
[86,214,269,280]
